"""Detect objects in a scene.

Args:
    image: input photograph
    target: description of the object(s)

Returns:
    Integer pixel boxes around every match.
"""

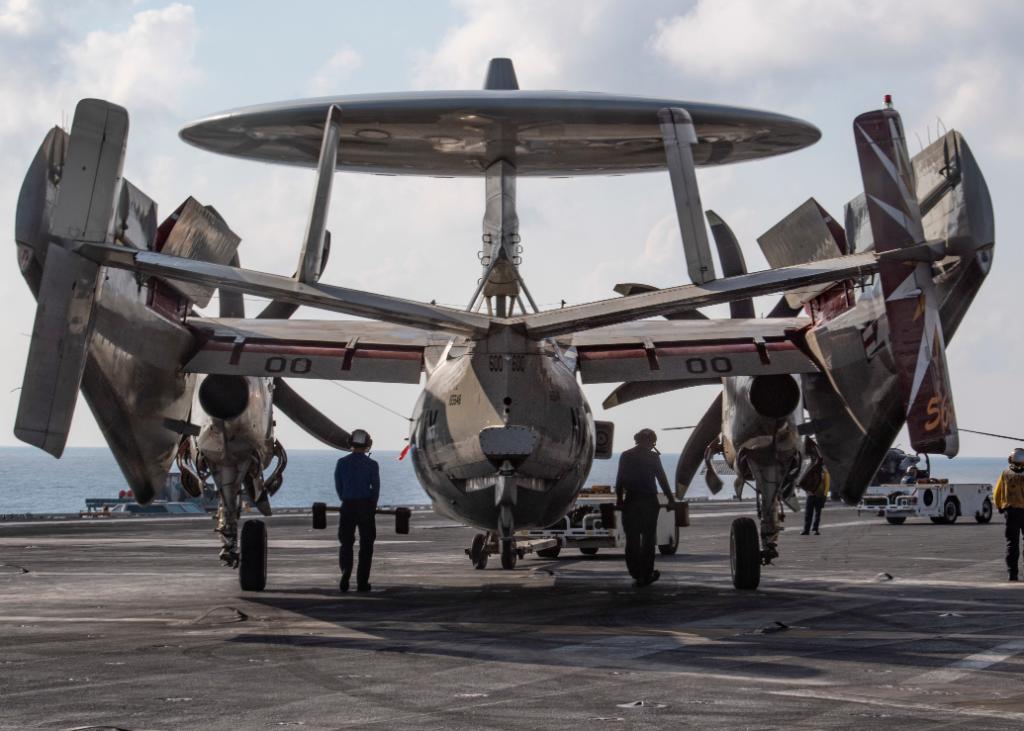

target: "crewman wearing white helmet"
[334,429,380,593]
[993,447,1024,582]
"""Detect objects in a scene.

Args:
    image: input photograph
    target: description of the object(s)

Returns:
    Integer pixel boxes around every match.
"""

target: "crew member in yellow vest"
[801,466,829,536]
[993,447,1024,582]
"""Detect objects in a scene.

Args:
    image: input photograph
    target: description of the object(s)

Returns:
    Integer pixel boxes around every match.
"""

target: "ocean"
[0,446,1008,516]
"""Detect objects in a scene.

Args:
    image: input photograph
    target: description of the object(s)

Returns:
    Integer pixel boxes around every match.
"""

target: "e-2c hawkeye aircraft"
[14,59,993,591]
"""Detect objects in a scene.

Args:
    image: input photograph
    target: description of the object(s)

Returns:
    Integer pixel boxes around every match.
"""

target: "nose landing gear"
[465,531,529,570]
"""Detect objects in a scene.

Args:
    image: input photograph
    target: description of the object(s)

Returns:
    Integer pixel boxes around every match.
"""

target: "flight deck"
[2,501,1022,729]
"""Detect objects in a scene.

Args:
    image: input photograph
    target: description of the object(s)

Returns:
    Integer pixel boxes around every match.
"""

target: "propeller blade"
[603,378,718,409]
[675,392,723,497]
[256,300,300,319]
[612,282,707,320]
[706,210,755,319]
[766,295,802,318]
[218,252,246,317]
[272,378,352,450]
[255,231,331,320]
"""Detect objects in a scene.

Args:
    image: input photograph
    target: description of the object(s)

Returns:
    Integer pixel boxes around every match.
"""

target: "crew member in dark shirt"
[334,429,380,593]
[615,428,676,587]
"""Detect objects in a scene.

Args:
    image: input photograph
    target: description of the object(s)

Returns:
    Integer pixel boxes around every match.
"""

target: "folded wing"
[186,318,445,383]
[571,318,814,384]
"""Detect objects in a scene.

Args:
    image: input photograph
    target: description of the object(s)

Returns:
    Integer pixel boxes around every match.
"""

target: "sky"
[1,0,1022,462]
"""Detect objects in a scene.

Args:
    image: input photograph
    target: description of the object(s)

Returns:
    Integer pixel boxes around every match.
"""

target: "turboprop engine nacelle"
[722,374,802,462]
[748,374,802,421]
[193,374,275,462]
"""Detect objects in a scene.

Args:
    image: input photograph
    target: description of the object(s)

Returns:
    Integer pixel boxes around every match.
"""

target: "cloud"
[927,53,1024,160]
[412,0,621,90]
[0,0,43,35]
[309,47,363,95]
[64,3,200,111]
[649,0,982,80]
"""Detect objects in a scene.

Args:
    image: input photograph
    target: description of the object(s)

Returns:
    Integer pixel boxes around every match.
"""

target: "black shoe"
[339,578,349,593]
[800,531,809,536]
[634,570,661,588]
[356,583,371,592]
[813,530,820,535]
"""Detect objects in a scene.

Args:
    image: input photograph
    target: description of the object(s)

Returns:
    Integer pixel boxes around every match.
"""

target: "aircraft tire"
[659,526,679,555]
[239,519,267,592]
[730,517,760,590]
[976,498,993,524]
[537,546,561,559]
[501,540,517,570]
[579,547,599,556]
[470,533,488,570]
[942,498,959,524]
[885,516,907,525]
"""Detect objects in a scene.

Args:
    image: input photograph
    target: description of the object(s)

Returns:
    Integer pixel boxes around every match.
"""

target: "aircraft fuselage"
[410,330,595,533]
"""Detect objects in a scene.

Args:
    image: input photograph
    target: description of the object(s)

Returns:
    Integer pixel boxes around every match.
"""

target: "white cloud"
[309,47,363,95]
[0,0,43,35]
[64,3,200,111]
[927,53,1024,160]
[650,0,981,79]
[413,0,615,89]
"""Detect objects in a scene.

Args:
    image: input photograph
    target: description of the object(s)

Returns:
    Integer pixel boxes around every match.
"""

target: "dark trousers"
[804,495,826,533]
[1006,507,1024,578]
[623,493,660,581]
[338,499,377,587]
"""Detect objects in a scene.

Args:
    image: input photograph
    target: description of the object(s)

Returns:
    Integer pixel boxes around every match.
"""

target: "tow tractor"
[860,480,993,525]
[464,486,689,569]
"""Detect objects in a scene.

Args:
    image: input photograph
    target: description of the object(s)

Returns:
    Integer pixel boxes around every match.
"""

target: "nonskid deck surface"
[1,503,1022,729]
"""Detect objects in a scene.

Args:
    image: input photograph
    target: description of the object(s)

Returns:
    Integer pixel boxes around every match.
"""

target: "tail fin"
[15,100,127,456]
[854,105,958,457]
[14,100,198,500]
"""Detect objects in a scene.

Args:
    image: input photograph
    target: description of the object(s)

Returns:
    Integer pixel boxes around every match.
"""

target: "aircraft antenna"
[328,380,411,422]
[959,427,1024,443]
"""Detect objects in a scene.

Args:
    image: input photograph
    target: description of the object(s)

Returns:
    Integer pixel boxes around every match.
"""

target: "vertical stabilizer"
[854,103,958,457]
[15,100,128,456]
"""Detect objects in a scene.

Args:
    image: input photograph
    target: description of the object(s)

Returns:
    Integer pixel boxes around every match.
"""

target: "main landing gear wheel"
[579,547,599,556]
[470,533,488,570]
[976,498,993,524]
[239,519,267,592]
[501,540,517,570]
[886,516,907,525]
[659,526,679,555]
[730,517,760,590]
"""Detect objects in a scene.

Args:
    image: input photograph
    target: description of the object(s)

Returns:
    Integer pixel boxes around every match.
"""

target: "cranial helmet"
[1009,447,1024,471]
[350,429,372,449]
[634,428,657,445]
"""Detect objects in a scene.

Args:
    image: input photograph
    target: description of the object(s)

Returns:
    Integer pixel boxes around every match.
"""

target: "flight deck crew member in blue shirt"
[335,429,380,593]
[615,428,676,587]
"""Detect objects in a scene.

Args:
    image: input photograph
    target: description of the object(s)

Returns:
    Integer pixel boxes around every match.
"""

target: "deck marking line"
[770,688,1024,723]
[911,639,1024,684]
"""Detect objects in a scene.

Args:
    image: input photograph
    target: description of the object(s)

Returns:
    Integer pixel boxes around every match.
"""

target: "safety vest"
[993,469,1024,510]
